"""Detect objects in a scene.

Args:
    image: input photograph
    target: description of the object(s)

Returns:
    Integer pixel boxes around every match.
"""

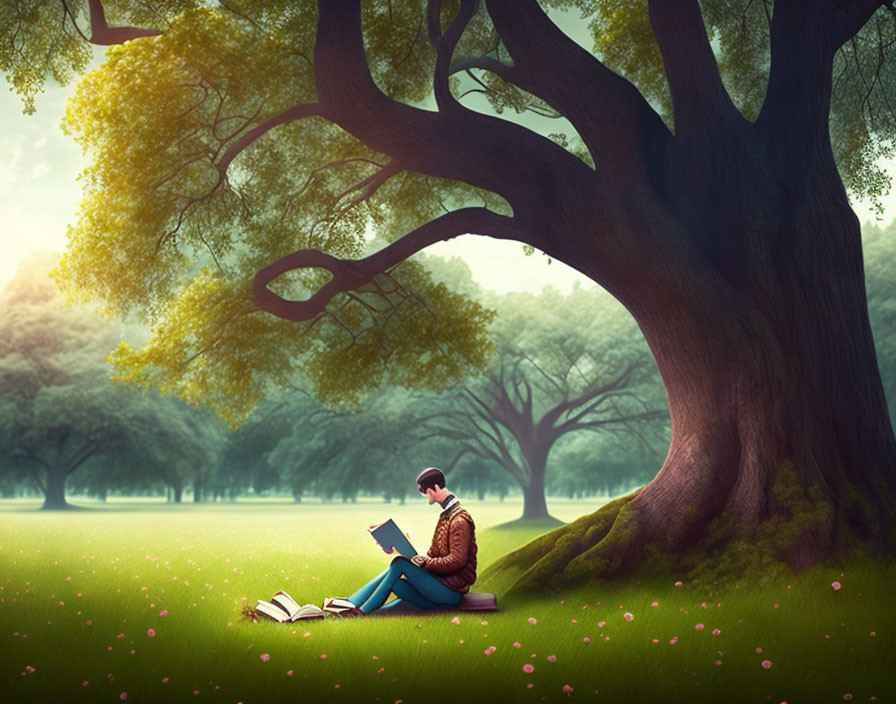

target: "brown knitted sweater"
[424,503,477,593]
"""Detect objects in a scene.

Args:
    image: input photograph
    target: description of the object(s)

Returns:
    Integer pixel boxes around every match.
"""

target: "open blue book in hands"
[368,518,418,558]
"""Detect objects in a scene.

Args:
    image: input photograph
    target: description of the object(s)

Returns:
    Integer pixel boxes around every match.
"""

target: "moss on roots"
[478,490,640,594]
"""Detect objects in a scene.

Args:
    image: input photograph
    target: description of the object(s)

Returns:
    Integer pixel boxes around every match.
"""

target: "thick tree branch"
[87,0,161,45]
[253,207,524,321]
[429,0,480,111]
[485,0,672,179]
[314,0,593,226]
[759,0,839,138]
[648,0,747,136]
[836,0,891,47]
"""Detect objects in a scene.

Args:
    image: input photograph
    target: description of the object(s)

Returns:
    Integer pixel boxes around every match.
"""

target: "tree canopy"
[3,1,892,426]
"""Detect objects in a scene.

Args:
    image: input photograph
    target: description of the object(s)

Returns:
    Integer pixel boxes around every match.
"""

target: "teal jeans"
[349,556,463,612]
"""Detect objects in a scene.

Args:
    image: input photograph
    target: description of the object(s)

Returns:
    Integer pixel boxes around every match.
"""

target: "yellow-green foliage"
[48,3,504,425]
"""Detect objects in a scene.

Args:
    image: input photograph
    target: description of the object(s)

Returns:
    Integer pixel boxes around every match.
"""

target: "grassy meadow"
[1,497,893,704]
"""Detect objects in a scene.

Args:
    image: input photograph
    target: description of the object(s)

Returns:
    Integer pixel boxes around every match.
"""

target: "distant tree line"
[3,217,895,515]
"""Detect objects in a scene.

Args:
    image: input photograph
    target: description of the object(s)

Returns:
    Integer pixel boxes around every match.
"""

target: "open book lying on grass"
[255,590,324,622]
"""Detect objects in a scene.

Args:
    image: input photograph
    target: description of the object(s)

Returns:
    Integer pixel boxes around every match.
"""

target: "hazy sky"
[1,17,894,295]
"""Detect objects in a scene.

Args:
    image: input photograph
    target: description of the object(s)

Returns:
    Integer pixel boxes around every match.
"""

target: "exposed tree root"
[479,491,642,594]
[479,463,896,596]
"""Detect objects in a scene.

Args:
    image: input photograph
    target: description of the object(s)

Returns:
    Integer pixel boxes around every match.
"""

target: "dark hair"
[416,467,445,493]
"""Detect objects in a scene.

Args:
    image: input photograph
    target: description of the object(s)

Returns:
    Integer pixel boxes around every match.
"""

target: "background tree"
[423,285,667,522]
[0,253,183,509]
[4,1,896,586]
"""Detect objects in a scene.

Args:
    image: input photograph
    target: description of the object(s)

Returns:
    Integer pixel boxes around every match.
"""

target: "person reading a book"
[328,467,477,614]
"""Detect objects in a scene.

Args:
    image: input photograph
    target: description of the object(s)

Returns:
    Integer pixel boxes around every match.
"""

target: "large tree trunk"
[484,146,896,594]
[41,471,69,511]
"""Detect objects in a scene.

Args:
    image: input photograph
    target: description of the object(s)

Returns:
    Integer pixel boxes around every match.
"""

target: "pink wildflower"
[120,693,127,700]
[597,620,606,628]
[583,637,591,643]
[695,623,704,631]
[843,695,853,701]
[523,664,534,673]
[513,642,521,648]
[669,637,679,645]
[162,677,169,684]
[159,610,168,617]
[761,660,772,669]
[650,601,659,608]
[484,646,496,655]
[701,602,708,609]
[528,617,537,625]
[831,581,842,591]
[320,654,327,660]
[674,581,683,587]
[623,612,634,621]
[547,655,557,662]
[562,685,574,695]
[147,629,156,637]
[712,628,721,636]
[286,670,294,677]
[451,617,460,625]
[260,653,270,662]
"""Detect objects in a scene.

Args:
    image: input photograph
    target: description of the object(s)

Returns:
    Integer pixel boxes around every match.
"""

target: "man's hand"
[411,554,428,567]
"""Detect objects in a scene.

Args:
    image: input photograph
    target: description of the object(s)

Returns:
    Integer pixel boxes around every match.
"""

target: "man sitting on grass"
[327,467,477,614]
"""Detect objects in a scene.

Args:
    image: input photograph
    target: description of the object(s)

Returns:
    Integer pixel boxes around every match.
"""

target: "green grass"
[1,498,893,704]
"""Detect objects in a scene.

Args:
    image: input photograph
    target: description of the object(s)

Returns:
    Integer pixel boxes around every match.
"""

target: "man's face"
[420,484,441,505]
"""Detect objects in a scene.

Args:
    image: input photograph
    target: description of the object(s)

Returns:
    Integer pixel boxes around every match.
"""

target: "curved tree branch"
[87,0,161,45]
[253,207,525,321]
[430,0,480,111]
[216,102,322,176]
[314,0,593,226]
[485,0,672,178]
